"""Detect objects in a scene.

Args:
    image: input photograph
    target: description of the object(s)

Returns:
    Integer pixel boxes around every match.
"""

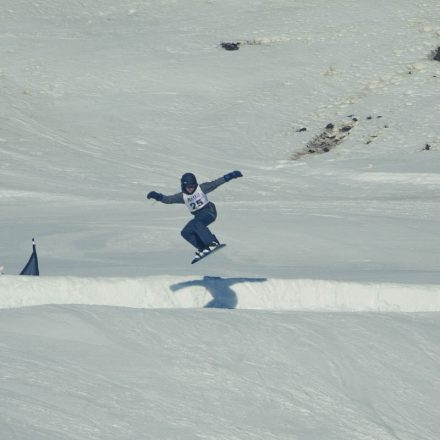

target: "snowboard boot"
[193,250,205,262]
[205,241,220,253]
[197,236,220,257]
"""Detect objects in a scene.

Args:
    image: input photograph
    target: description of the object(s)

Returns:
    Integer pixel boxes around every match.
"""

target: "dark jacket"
[159,177,227,216]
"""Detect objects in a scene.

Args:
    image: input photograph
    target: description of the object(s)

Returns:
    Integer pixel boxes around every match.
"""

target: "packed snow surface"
[1,305,440,440]
[1,0,440,438]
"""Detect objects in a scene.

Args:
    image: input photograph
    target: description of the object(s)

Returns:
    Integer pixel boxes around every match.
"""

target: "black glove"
[224,170,243,182]
[147,191,163,201]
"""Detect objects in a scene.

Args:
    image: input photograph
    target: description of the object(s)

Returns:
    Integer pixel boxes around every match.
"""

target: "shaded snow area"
[1,0,440,438]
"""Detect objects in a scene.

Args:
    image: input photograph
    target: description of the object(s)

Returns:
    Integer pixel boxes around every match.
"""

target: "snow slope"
[1,305,440,440]
[1,0,440,439]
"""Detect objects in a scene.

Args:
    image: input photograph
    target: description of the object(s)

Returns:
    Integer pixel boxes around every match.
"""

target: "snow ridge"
[1,275,439,311]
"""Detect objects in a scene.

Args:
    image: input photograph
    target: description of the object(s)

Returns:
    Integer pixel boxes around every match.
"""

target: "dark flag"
[20,238,40,276]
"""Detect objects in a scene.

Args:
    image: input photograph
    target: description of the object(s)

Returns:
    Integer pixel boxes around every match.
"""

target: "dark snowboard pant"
[181,209,217,251]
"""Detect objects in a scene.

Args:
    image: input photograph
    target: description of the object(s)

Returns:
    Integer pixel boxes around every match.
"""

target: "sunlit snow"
[1,0,440,439]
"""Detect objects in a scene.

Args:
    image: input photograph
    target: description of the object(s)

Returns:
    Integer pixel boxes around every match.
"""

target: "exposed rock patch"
[221,42,240,51]
[422,142,439,151]
[291,117,358,160]
[220,37,291,51]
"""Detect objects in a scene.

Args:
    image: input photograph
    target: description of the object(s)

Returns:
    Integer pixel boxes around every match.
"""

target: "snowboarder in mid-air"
[147,171,243,262]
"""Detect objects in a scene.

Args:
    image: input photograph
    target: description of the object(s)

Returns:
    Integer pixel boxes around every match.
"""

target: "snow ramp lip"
[0,275,439,312]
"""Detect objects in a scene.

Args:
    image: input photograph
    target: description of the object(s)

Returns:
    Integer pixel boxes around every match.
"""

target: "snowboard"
[191,244,226,264]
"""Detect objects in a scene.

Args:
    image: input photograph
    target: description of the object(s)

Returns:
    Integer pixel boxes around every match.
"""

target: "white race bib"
[183,186,209,213]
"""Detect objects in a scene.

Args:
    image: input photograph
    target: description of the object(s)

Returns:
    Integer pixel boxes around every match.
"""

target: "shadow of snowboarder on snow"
[170,276,267,309]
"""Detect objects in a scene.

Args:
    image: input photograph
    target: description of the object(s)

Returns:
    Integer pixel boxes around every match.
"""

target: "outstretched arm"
[200,171,243,194]
[146,191,184,204]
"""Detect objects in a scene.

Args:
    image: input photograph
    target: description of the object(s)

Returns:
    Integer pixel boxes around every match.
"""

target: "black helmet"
[181,173,198,194]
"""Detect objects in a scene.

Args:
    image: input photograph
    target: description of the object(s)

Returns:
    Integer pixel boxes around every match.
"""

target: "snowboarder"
[147,171,243,262]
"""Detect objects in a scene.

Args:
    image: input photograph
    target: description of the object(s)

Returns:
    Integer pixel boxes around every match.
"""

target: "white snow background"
[1,0,440,438]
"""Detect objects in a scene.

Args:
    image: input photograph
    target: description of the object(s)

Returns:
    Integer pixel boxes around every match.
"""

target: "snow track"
[1,275,439,311]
